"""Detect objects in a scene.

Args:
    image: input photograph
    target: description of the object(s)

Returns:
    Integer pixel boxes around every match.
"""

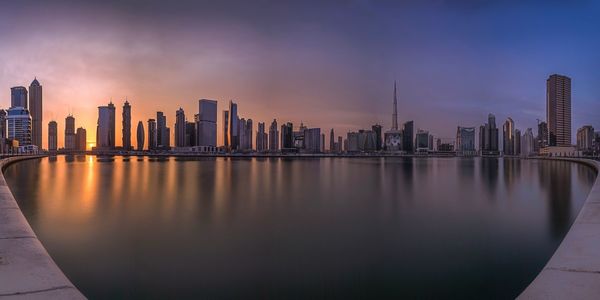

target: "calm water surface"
[4,156,596,299]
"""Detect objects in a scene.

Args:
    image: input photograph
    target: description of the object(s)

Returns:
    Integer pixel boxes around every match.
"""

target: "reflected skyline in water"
[4,156,596,299]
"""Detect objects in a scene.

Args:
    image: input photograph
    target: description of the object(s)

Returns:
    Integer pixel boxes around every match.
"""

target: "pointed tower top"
[392,81,399,130]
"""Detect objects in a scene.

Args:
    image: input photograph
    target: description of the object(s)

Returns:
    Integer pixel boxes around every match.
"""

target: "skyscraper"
[222,110,229,149]
[521,128,534,157]
[122,101,131,149]
[269,119,279,151]
[147,119,157,150]
[186,119,196,147]
[256,122,268,152]
[96,102,116,149]
[228,101,239,151]
[65,115,76,150]
[7,107,31,146]
[480,113,499,155]
[503,117,515,155]
[76,127,87,151]
[384,82,402,152]
[29,78,42,148]
[175,108,186,147]
[329,129,335,152]
[136,121,145,151]
[281,122,293,152]
[547,74,571,147]
[577,125,594,151]
[514,128,521,156]
[456,126,475,155]
[372,124,382,151]
[10,86,27,108]
[198,99,217,147]
[536,121,548,151]
[303,128,321,153]
[402,121,414,153]
[156,111,170,149]
[48,121,57,151]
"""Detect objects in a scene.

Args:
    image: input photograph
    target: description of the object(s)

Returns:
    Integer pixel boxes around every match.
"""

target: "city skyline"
[1,1,600,149]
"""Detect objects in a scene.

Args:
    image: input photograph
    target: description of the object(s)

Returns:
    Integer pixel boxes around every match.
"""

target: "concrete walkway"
[519,158,600,299]
[0,156,84,299]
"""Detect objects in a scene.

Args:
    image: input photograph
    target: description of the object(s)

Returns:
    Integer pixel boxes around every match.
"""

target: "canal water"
[4,156,596,299]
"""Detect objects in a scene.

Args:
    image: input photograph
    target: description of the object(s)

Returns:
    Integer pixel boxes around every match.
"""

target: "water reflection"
[3,156,595,300]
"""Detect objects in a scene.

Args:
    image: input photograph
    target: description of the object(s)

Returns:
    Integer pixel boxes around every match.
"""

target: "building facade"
[48,121,57,151]
[547,74,572,146]
[577,125,594,151]
[197,99,217,148]
[137,121,145,151]
[503,117,515,155]
[147,119,157,150]
[122,101,131,149]
[96,102,116,149]
[7,107,32,146]
[175,108,186,147]
[76,127,87,151]
[269,119,279,151]
[65,115,76,150]
[456,126,476,155]
[29,78,42,148]
[10,86,27,108]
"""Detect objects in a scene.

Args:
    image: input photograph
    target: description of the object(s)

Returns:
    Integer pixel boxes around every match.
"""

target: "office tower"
[76,127,87,151]
[415,129,430,152]
[0,110,7,139]
[350,129,377,152]
[480,113,499,155]
[7,107,32,146]
[156,111,170,149]
[239,118,247,150]
[222,110,229,149]
[186,121,196,147]
[136,121,145,150]
[256,122,267,152]
[228,101,239,151]
[122,101,131,149]
[96,102,116,149]
[456,126,475,154]
[198,99,217,148]
[175,108,186,147]
[269,119,279,151]
[281,122,293,151]
[65,115,76,150]
[372,124,382,151]
[577,126,594,151]
[329,129,335,152]
[10,86,28,108]
[245,119,253,150]
[304,128,321,153]
[402,121,414,153]
[514,129,521,155]
[321,133,325,153]
[29,78,42,147]
[536,121,548,151]
[48,121,57,151]
[503,117,515,155]
[347,132,359,152]
[428,134,434,151]
[521,128,534,157]
[147,119,157,150]
[547,74,571,146]
[337,136,343,153]
[384,82,402,152]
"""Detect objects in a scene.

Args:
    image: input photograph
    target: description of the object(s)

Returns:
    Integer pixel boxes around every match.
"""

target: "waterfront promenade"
[0,155,84,299]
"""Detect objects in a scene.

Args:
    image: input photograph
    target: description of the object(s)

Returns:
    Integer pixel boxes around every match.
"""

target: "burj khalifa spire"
[392,81,398,130]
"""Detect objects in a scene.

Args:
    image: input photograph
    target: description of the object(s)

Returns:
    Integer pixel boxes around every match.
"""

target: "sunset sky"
[1,0,599,149]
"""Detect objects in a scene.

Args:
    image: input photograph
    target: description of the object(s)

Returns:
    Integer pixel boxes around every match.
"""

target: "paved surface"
[519,158,600,300]
[0,156,85,299]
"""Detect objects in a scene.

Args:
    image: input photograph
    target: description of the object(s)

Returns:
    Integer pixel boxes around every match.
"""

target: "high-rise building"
[197,99,217,148]
[269,119,279,151]
[156,111,170,149]
[456,126,476,155]
[337,136,343,153]
[10,86,27,108]
[536,121,548,152]
[415,129,430,152]
[7,107,31,146]
[136,121,145,151]
[372,124,382,151]
[514,128,521,156]
[29,78,42,148]
[228,101,239,151]
[76,127,87,151]
[244,119,253,150]
[222,110,229,149]
[96,102,116,149]
[503,117,515,155]
[186,121,196,147]
[48,121,57,151]
[147,119,157,150]
[304,128,321,153]
[547,74,571,146]
[175,108,186,147]
[329,129,335,152]
[256,122,268,152]
[577,125,594,151]
[521,128,535,157]
[402,121,414,153]
[0,110,7,140]
[122,101,131,149]
[480,113,499,155]
[281,122,293,152]
[65,115,76,150]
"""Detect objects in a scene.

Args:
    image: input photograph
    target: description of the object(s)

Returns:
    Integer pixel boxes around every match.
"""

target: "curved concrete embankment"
[519,158,600,299]
[0,156,85,299]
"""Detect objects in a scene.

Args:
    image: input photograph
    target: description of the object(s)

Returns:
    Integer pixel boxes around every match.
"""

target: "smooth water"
[4,156,596,299]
